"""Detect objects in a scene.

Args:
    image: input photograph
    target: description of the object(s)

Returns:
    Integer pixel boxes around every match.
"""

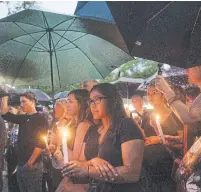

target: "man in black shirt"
[1,92,48,192]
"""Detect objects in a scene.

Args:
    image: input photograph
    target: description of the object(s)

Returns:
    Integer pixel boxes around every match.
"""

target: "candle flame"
[156,114,160,121]
[63,129,69,138]
[43,136,47,142]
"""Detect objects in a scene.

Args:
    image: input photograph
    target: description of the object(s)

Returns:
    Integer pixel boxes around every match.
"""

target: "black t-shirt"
[84,118,143,192]
[2,112,48,165]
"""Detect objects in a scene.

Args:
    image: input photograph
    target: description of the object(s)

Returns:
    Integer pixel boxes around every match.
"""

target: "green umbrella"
[0,9,132,94]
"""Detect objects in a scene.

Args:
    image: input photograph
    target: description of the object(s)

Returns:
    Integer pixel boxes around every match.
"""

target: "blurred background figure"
[130,90,145,125]
[81,80,99,92]
[5,99,22,192]
[185,85,200,107]
[131,90,144,117]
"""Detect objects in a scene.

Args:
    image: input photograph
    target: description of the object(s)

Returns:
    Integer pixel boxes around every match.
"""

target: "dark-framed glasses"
[88,96,109,106]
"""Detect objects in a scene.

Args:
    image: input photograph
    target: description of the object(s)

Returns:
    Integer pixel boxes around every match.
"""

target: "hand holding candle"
[155,114,166,144]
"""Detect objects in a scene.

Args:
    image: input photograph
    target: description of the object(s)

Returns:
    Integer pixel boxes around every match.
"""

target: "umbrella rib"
[14,22,49,51]
[146,2,173,24]
[54,18,76,49]
[52,17,75,29]
[133,1,173,50]
[12,32,48,86]
[41,11,50,29]
[53,31,104,79]
[51,37,62,88]
[0,30,46,48]
[12,39,47,51]
[55,34,88,51]
[190,7,201,37]
[54,47,77,52]
[0,21,46,30]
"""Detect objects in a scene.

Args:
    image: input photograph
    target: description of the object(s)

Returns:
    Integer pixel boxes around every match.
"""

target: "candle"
[43,136,52,158]
[62,130,68,164]
[43,136,49,149]
[155,115,166,144]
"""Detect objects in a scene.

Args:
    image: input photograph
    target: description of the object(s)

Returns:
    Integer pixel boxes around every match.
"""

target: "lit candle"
[62,130,68,164]
[43,136,52,158]
[43,136,49,149]
[155,115,166,144]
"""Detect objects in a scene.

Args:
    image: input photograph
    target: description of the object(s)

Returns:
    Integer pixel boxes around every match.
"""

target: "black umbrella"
[111,77,144,98]
[17,89,51,104]
[107,2,201,68]
[54,91,69,100]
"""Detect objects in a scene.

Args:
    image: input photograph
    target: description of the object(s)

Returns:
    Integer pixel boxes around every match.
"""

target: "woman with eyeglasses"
[49,89,92,192]
[61,83,144,192]
[141,82,185,192]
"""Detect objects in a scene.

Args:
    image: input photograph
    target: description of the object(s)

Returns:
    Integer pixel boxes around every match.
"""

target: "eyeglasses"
[88,96,109,106]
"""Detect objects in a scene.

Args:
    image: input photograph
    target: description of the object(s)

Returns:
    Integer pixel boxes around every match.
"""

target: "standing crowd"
[0,66,201,192]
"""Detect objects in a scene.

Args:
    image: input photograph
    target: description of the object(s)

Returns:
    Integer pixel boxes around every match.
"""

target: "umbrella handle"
[158,63,163,75]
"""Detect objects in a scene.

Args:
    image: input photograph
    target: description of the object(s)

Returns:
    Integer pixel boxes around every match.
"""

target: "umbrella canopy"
[0,9,132,94]
[107,2,201,68]
[138,73,188,91]
[17,88,51,103]
[75,1,115,23]
[111,77,144,98]
[54,91,69,100]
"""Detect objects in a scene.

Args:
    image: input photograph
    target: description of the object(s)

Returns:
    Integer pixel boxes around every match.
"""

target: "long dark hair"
[91,83,127,131]
[68,89,92,125]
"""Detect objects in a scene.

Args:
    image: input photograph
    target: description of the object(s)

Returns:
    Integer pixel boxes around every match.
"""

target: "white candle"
[155,115,166,144]
[43,136,52,158]
[43,136,49,149]
[62,130,68,164]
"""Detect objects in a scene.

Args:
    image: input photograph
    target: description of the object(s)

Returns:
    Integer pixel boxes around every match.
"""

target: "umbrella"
[107,2,201,68]
[0,9,132,94]
[138,70,188,91]
[111,77,144,99]
[75,1,115,23]
[17,88,51,104]
[0,85,19,105]
[54,91,69,100]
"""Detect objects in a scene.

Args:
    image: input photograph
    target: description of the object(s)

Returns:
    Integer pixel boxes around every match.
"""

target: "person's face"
[147,87,164,107]
[89,90,109,120]
[132,96,143,111]
[54,101,66,120]
[66,94,79,117]
[82,81,98,91]
[187,66,201,85]
[20,96,35,113]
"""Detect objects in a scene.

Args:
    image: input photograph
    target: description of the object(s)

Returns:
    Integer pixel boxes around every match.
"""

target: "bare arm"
[165,90,201,124]
[27,147,43,165]
[73,121,90,161]
[78,143,86,161]
[156,76,201,124]
[89,140,144,183]
[1,96,8,115]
